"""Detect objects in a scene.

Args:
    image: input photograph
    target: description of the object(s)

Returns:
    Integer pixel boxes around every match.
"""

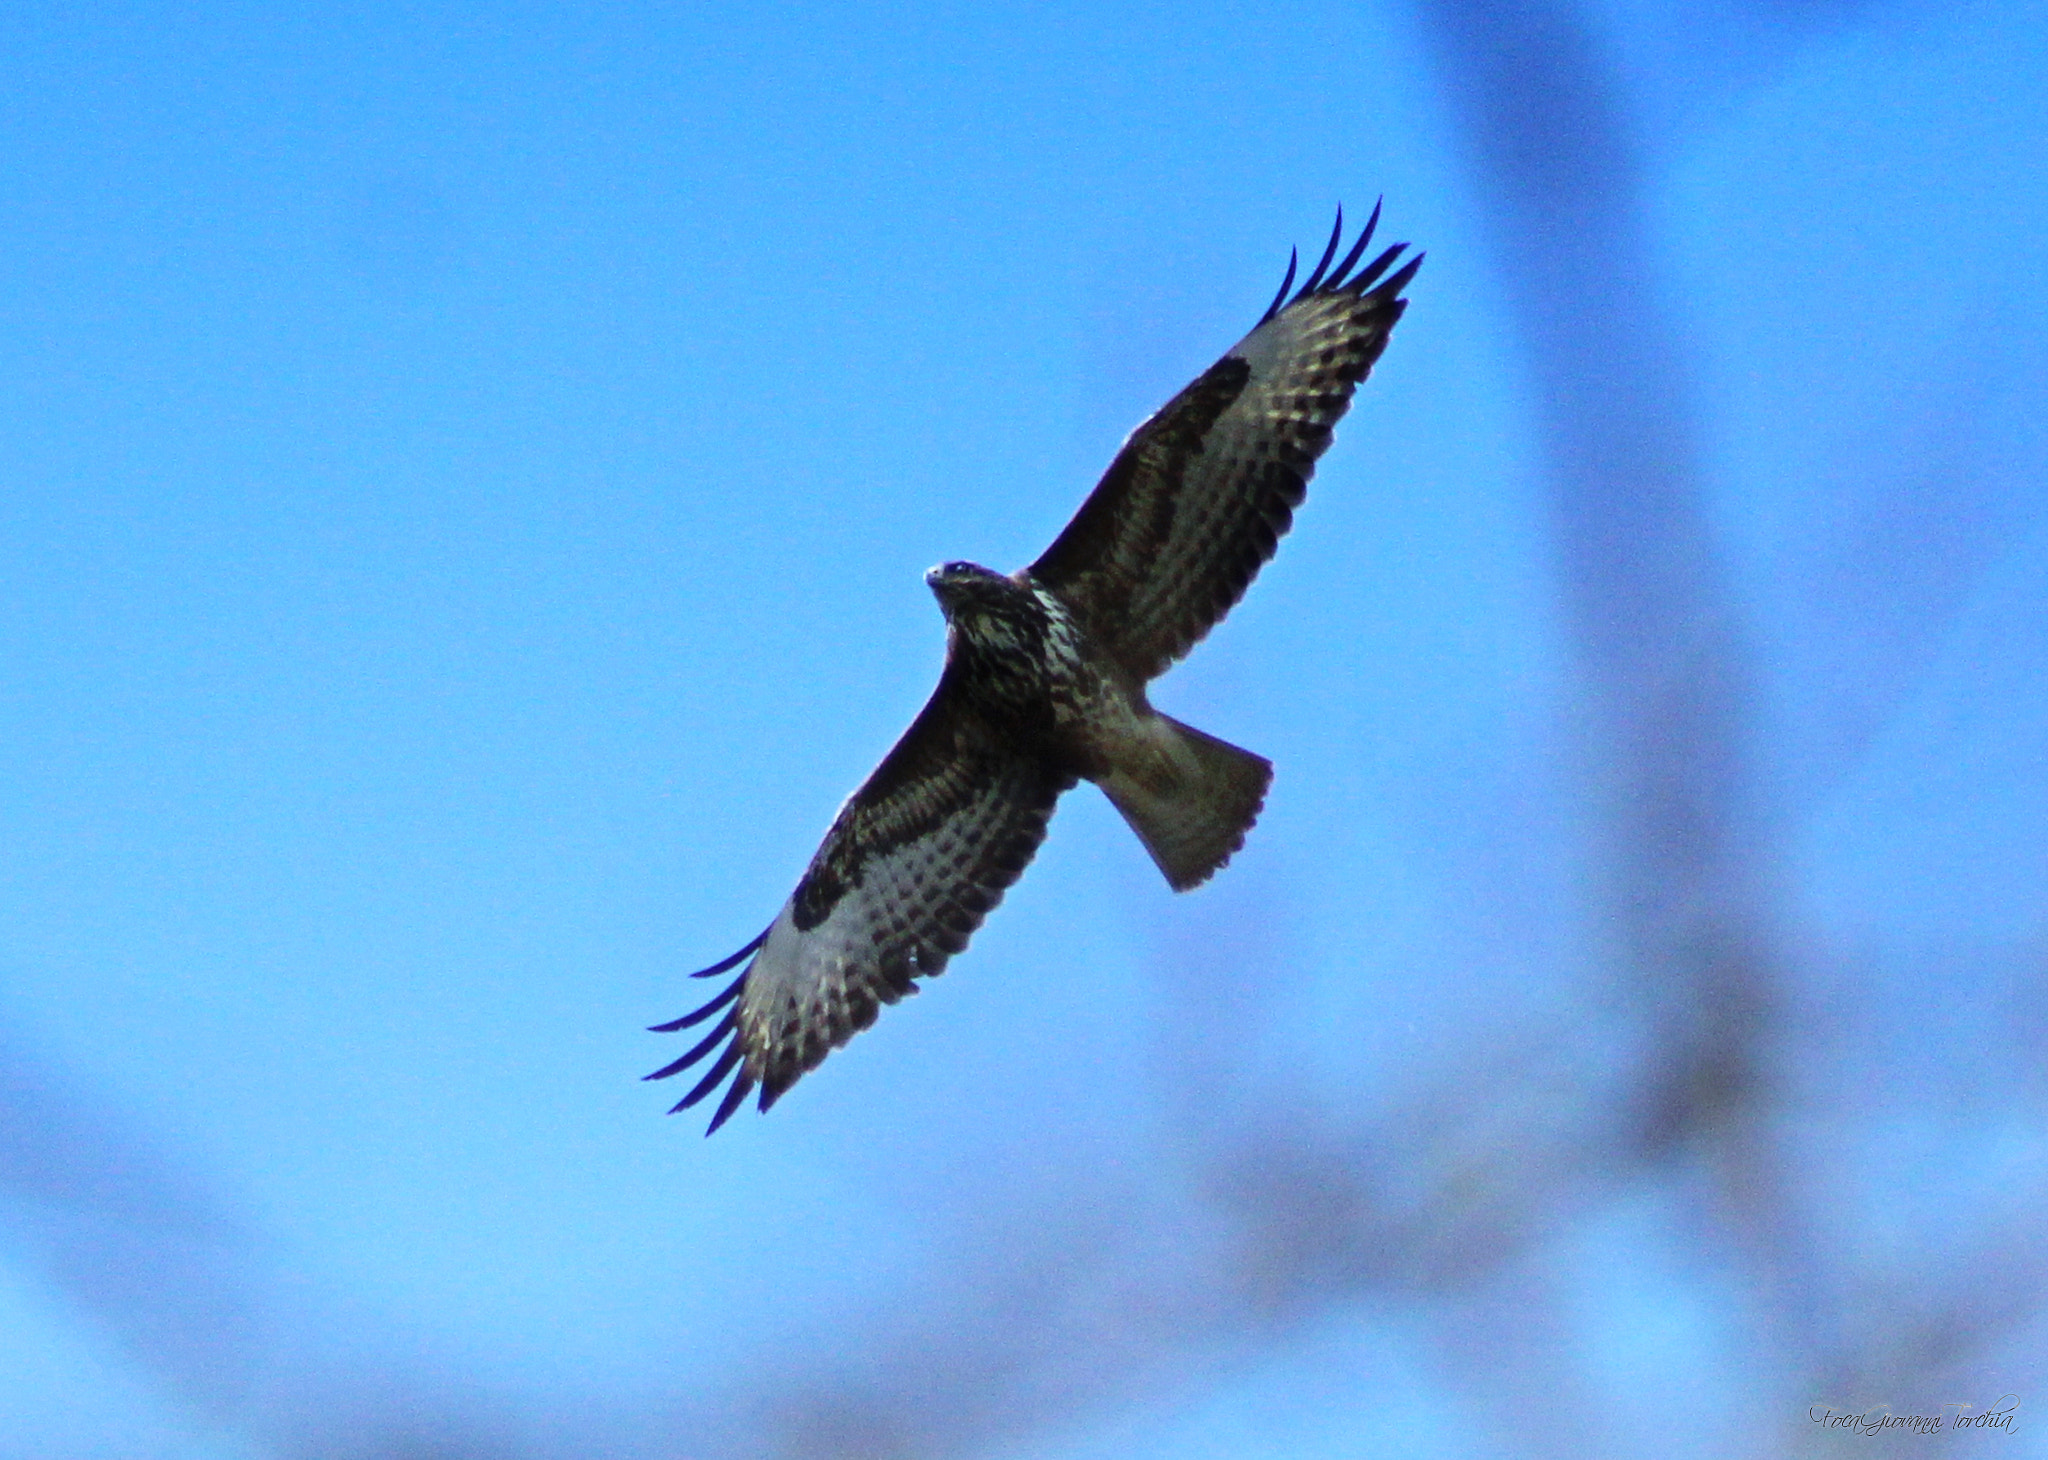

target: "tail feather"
[1098,714,1271,891]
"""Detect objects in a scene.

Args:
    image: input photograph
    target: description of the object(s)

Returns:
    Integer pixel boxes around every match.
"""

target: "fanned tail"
[1099,714,1271,892]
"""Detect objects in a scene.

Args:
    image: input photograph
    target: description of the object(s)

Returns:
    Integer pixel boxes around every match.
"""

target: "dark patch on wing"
[1031,206,1421,681]
[791,667,1021,932]
[648,669,1075,1134]
[1028,356,1252,632]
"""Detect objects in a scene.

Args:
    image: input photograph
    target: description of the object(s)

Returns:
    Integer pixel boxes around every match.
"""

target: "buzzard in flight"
[652,206,1420,1133]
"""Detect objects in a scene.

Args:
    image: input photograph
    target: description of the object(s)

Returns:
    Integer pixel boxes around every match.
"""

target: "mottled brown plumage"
[652,207,1420,1133]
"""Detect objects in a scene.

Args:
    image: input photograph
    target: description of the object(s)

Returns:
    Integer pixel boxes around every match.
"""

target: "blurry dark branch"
[0,1023,534,1459]
[1409,0,1827,1354]
[1832,1209,2048,1394]
[0,1029,259,1412]
[709,1016,1681,1460]
[1410,0,1762,1011]
[732,1063,1633,1460]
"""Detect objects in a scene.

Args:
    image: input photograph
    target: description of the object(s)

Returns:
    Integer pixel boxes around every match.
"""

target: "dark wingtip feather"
[675,1037,745,1111]
[1261,201,1412,323]
[649,922,770,1122]
[650,968,761,1135]
[1326,199,1382,290]
[647,974,744,1033]
[645,1006,738,1082]
[702,1072,756,1136]
[1345,243,1399,294]
[1375,251,1424,302]
[689,923,772,979]
[1293,206,1345,301]
[1259,247,1300,325]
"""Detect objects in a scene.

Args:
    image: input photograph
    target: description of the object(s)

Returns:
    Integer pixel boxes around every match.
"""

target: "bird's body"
[928,560,1272,889]
[652,207,1420,1132]
[927,564,1097,752]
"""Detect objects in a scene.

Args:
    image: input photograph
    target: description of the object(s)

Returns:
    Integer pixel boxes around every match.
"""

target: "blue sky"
[2,2,2045,1456]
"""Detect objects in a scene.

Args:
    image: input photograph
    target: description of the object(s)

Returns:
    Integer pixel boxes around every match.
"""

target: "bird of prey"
[651,206,1420,1134]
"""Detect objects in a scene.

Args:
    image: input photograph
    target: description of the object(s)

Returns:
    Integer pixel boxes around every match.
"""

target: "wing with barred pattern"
[648,671,1074,1134]
[1030,206,1420,681]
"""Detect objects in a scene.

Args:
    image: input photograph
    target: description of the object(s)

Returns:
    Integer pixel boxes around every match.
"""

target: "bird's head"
[924,561,1013,622]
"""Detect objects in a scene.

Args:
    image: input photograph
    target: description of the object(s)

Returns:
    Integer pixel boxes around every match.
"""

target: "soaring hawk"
[652,207,1420,1133]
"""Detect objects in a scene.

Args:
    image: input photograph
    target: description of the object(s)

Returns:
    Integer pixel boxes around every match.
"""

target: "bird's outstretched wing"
[1030,206,1421,681]
[649,672,1075,1134]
